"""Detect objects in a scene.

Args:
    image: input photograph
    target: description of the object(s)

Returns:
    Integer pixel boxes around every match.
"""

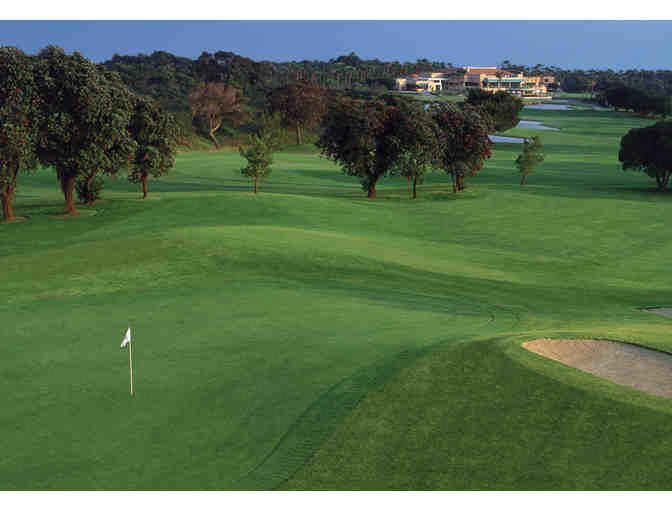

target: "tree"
[465,89,523,133]
[239,117,281,194]
[562,73,591,93]
[619,121,672,191]
[76,70,138,205]
[386,100,439,199]
[318,95,434,198]
[515,136,545,185]
[187,82,245,149]
[605,85,639,111]
[430,102,494,192]
[34,46,136,214]
[267,80,328,145]
[318,96,385,197]
[128,95,178,199]
[0,47,39,222]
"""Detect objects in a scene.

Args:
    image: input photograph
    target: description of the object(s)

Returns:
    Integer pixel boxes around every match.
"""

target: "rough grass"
[2,107,672,490]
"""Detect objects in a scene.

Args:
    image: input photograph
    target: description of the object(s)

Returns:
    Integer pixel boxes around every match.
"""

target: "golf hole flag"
[121,327,134,395]
[121,328,131,348]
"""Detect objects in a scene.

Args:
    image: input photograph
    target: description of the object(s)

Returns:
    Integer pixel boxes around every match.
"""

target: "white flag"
[121,328,131,348]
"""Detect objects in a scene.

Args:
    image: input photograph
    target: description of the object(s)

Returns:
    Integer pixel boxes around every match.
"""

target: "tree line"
[2,45,534,219]
[234,81,528,197]
[0,46,178,221]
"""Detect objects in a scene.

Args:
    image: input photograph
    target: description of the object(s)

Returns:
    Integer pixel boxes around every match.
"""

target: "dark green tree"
[605,85,639,111]
[0,47,39,221]
[128,95,178,199]
[430,102,494,192]
[465,89,523,133]
[385,100,439,199]
[318,96,436,198]
[34,46,136,213]
[267,80,328,145]
[619,121,672,190]
[515,136,545,185]
[562,73,591,93]
[317,96,385,197]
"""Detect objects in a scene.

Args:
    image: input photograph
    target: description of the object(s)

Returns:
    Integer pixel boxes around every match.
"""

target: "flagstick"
[129,338,134,396]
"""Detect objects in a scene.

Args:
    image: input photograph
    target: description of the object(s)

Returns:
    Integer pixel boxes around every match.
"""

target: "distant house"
[395,66,550,97]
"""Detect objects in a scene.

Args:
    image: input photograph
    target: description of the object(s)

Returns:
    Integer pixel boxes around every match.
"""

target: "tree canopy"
[619,121,672,190]
[464,89,523,133]
[187,82,247,149]
[34,46,136,213]
[383,96,438,199]
[604,85,671,117]
[128,95,178,199]
[267,80,328,144]
[318,95,437,198]
[0,46,39,221]
[429,102,494,192]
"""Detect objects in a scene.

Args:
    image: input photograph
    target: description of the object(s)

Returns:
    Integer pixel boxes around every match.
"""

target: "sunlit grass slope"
[3,107,672,489]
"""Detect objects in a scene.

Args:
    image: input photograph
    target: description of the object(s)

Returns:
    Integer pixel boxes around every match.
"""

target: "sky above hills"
[1,20,671,70]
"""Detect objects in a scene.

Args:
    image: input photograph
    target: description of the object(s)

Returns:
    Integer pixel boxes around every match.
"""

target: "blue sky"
[1,20,671,70]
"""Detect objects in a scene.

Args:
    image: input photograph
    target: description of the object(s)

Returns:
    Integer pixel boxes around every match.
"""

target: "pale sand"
[643,308,672,317]
[522,339,672,399]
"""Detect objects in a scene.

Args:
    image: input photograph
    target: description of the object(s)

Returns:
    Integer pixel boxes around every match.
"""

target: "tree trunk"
[521,174,527,185]
[412,177,417,199]
[367,181,377,198]
[209,128,220,149]
[655,173,670,190]
[209,119,222,149]
[1,185,14,221]
[296,125,302,145]
[142,175,148,199]
[61,175,77,215]
[659,171,672,190]
[85,173,96,205]
[254,176,258,194]
[456,174,465,191]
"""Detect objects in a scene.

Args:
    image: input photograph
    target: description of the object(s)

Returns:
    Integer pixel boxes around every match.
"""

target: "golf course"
[3,104,672,490]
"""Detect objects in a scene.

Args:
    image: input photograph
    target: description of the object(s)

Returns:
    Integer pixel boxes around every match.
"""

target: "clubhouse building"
[395,66,553,97]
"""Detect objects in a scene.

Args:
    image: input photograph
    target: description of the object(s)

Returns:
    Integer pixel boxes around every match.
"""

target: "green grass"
[3,106,672,490]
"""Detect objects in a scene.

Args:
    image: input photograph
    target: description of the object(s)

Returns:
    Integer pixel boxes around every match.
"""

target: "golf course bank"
[3,105,672,490]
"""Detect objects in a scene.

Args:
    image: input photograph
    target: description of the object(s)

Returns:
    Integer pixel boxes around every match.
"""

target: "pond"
[489,135,525,143]
[516,120,559,131]
[523,103,570,110]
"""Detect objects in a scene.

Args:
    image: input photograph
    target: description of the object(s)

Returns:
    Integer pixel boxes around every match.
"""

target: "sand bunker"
[522,339,672,399]
[643,308,672,317]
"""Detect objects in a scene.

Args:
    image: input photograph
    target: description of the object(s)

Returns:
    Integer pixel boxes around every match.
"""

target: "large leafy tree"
[619,121,672,191]
[318,96,386,197]
[34,46,136,214]
[0,47,39,222]
[318,95,437,198]
[430,102,494,192]
[267,80,328,145]
[187,82,246,149]
[465,89,523,132]
[384,98,439,199]
[76,70,138,205]
[128,95,178,199]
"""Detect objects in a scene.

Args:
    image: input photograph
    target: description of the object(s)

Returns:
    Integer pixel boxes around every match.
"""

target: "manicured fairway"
[3,106,672,489]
